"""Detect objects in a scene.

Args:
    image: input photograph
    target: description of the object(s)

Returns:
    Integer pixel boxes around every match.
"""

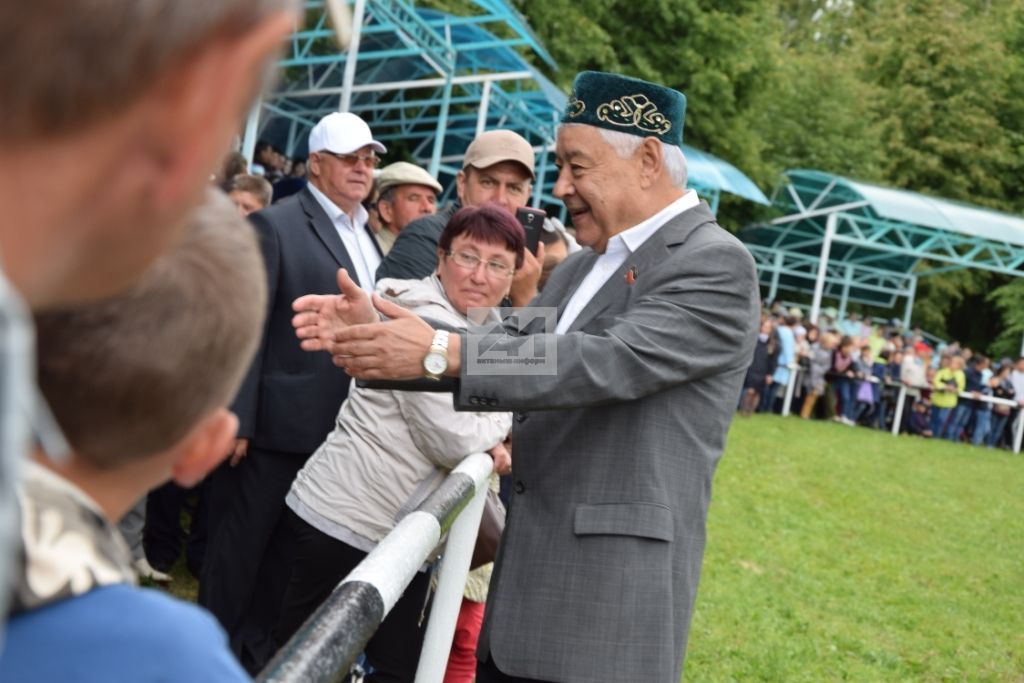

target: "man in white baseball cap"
[199,111,387,672]
[375,161,443,254]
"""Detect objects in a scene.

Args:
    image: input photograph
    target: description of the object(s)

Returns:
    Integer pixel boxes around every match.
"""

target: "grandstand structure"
[244,0,769,215]
[741,169,1024,328]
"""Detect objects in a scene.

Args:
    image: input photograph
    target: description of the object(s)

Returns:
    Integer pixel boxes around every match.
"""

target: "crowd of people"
[743,303,1023,448]
[2,27,763,683]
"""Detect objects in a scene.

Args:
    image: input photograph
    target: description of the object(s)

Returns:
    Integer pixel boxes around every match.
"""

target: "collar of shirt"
[554,190,700,334]
[307,182,370,231]
[607,189,700,256]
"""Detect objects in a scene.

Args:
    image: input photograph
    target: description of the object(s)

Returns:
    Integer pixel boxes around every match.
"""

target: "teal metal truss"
[247,0,768,213]
[739,169,1024,326]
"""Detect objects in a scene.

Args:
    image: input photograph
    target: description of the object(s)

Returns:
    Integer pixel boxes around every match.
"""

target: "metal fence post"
[781,364,799,417]
[891,385,907,436]
[414,453,493,683]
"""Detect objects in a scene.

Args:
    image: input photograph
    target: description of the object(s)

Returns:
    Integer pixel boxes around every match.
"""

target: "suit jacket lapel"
[566,201,719,333]
[299,188,362,285]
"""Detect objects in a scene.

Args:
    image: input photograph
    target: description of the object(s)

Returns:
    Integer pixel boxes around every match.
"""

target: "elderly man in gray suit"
[292,71,759,683]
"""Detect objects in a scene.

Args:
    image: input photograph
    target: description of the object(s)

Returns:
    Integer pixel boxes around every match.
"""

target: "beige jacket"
[287,275,511,553]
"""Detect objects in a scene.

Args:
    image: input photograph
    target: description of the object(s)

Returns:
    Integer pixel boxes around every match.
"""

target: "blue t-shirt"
[0,584,249,682]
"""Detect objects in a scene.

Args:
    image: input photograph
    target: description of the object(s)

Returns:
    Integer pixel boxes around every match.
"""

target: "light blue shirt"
[772,325,796,385]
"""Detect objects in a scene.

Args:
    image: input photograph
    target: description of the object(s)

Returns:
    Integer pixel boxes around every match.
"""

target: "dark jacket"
[743,335,778,390]
[375,202,460,281]
[231,187,381,455]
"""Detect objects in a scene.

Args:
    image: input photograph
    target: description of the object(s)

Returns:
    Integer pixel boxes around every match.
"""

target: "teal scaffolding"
[740,169,1024,327]
[245,0,768,213]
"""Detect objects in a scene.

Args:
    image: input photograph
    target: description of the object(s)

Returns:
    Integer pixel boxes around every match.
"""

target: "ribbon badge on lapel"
[625,265,639,285]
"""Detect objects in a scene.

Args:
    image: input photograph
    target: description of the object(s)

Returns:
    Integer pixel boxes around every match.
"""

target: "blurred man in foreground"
[0,0,298,635]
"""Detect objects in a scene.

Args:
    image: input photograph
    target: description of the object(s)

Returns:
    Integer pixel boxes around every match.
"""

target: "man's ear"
[378,199,394,226]
[144,10,297,213]
[637,137,664,190]
[455,170,468,204]
[170,408,239,488]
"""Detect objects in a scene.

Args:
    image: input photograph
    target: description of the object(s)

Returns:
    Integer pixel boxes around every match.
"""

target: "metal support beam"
[768,251,783,303]
[241,98,263,166]
[903,275,917,329]
[475,80,492,137]
[427,26,454,178]
[809,213,837,325]
[532,141,551,207]
[339,0,365,112]
[838,264,853,320]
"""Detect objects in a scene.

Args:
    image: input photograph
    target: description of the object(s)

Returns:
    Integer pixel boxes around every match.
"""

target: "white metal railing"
[778,364,1023,453]
[258,452,493,683]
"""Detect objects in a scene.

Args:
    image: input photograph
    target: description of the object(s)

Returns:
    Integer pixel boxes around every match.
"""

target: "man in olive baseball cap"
[375,130,540,306]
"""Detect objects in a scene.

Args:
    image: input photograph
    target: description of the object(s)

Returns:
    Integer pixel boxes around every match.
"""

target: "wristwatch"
[422,330,450,380]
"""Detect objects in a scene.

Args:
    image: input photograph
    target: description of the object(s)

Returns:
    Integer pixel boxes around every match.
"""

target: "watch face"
[424,352,447,376]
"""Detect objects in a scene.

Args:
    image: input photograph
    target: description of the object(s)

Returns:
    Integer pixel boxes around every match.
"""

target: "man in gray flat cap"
[374,161,443,254]
[293,71,759,683]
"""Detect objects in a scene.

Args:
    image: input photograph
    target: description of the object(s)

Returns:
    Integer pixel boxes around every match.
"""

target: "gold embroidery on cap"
[596,94,671,135]
[566,94,585,118]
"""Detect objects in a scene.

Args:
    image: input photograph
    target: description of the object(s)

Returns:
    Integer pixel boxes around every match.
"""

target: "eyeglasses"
[445,250,514,279]
[321,151,381,168]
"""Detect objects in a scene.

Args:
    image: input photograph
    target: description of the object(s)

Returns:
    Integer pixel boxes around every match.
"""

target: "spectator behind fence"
[275,205,524,680]
[741,317,778,416]
[933,355,966,438]
[291,70,760,683]
[0,0,296,636]
[0,192,266,682]
[946,355,989,443]
[988,363,1016,448]
[375,129,542,307]
[831,336,857,425]
[201,112,389,674]
[763,315,796,412]
[851,345,876,424]
[800,331,837,419]
[228,174,274,216]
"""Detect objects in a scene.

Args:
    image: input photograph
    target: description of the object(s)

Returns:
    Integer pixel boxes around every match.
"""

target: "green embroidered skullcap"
[562,71,686,147]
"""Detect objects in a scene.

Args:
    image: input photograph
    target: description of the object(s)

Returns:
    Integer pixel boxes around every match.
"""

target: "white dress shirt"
[555,190,701,334]
[307,184,381,294]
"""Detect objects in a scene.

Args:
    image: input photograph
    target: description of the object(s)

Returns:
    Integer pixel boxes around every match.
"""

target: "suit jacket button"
[469,396,479,405]
[513,480,526,494]
[488,398,499,407]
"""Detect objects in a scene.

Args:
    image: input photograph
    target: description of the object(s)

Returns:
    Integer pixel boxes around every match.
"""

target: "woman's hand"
[488,440,512,476]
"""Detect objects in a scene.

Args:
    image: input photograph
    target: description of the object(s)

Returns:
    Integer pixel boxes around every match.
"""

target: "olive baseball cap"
[462,130,535,180]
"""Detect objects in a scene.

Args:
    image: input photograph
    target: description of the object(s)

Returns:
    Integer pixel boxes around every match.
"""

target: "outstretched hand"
[293,269,377,353]
[328,294,439,379]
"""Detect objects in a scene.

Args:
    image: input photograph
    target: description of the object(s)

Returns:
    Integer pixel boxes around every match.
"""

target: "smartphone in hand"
[516,207,547,255]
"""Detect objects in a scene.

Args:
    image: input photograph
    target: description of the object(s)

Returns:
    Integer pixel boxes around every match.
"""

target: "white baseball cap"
[308,112,386,156]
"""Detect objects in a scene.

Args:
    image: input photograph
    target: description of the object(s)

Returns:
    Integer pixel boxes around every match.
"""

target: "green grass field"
[686,415,1024,682]
[157,415,1024,681]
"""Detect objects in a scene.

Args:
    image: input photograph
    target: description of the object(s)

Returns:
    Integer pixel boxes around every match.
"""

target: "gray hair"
[0,0,296,139]
[559,124,688,188]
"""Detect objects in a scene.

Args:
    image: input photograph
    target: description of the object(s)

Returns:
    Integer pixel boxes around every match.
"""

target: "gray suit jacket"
[457,203,759,682]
